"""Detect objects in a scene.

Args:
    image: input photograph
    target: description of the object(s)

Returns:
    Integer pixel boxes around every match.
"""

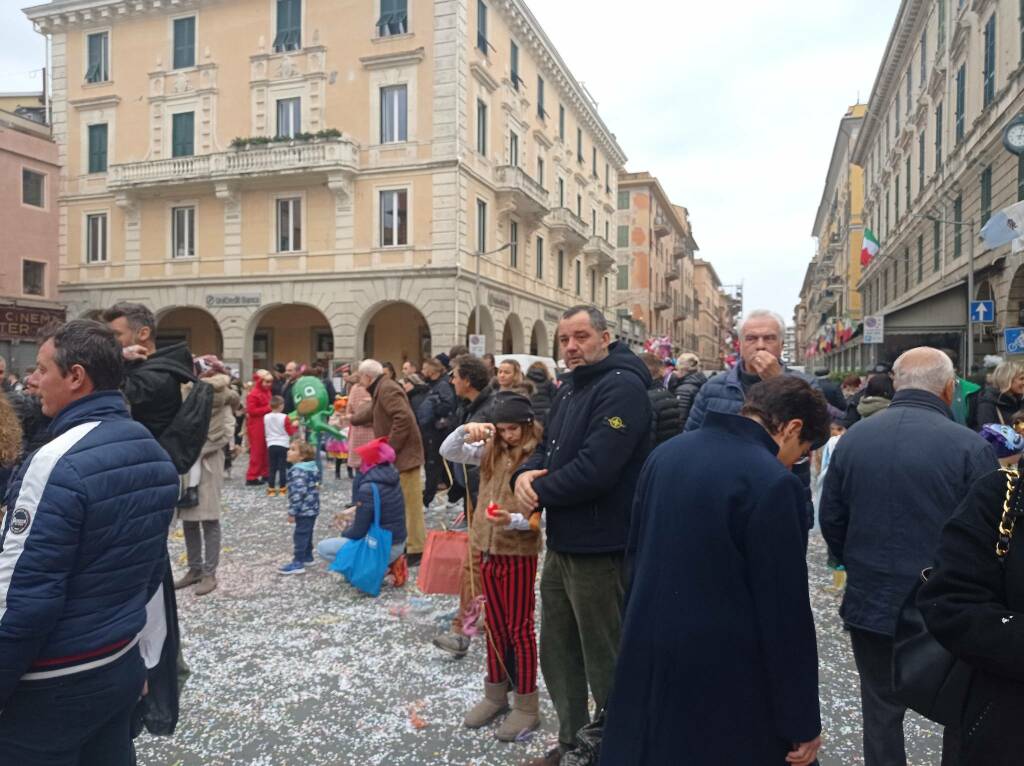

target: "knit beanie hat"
[981,424,1024,458]
[490,391,534,424]
[356,436,396,473]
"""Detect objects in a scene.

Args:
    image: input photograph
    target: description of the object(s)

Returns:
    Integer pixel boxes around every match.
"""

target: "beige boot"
[174,568,202,590]
[496,691,541,742]
[463,680,509,728]
[194,574,217,596]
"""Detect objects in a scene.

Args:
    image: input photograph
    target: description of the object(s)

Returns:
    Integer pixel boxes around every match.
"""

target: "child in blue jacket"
[279,440,320,575]
[317,436,407,584]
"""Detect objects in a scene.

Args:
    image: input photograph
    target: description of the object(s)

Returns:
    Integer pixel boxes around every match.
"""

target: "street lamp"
[472,242,514,343]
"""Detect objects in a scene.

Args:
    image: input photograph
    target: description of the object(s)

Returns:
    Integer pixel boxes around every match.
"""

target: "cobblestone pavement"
[136,470,945,765]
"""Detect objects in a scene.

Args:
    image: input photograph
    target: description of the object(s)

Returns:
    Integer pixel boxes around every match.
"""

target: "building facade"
[613,171,699,353]
[798,104,866,371]
[853,0,1024,371]
[692,258,730,370]
[25,0,626,376]
[0,107,63,373]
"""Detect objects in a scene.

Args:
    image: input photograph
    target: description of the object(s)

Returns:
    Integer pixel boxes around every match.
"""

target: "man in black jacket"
[514,306,652,765]
[102,303,195,440]
[820,347,998,766]
[419,357,457,509]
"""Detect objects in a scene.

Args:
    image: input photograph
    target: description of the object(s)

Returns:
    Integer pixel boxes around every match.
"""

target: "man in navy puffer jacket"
[0,320,179,764]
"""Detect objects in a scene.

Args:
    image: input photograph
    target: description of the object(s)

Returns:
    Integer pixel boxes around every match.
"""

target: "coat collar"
[702,411,780,456]
[889,388,953,419]
[47,390,130,438]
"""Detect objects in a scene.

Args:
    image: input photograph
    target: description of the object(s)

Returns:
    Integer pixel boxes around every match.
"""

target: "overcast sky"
[0,0,897,325]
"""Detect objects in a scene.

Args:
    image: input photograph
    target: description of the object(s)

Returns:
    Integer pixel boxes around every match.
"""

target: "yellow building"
[798,103,866,371]
[613,171,699,352]
[693,259,730,370]
[25,0,626,374]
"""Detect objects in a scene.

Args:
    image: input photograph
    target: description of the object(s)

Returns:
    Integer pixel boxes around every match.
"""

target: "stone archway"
[156,306,224,357]
[361,301,432,369]
[502,313,525,354]
[530,320,546,356]
[466,305,496,355]
[247,303,334,373]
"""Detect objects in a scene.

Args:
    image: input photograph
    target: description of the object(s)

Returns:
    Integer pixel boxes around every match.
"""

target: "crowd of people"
[0,300,1023,765]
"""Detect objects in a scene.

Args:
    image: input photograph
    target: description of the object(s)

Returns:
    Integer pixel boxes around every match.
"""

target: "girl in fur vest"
[439,391,543,741]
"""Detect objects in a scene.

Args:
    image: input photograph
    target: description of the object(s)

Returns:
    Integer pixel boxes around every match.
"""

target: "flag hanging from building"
[980,200,1024,250]
[861,228,880,267]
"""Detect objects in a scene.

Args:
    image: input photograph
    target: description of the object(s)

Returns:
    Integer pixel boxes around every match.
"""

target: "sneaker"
[432,632,471,657]
[278,561,306,575]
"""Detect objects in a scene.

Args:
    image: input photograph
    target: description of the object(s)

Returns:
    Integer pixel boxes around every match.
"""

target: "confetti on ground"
[135,471,943,765]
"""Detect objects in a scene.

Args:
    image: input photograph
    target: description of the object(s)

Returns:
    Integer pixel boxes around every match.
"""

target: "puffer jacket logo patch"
[10,507,31,535]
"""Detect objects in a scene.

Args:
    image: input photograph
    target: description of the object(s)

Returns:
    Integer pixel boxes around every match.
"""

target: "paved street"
[137,470,945,766]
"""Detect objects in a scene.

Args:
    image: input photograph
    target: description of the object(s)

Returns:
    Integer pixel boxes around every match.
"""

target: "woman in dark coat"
[974,360,1024,428]
[918,463,1024,765]
[525,362,557,425]
[600,377,829,766]
[671,352,707,426]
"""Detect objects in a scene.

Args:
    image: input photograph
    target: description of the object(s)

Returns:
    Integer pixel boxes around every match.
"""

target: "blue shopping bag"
[330,483,393,596]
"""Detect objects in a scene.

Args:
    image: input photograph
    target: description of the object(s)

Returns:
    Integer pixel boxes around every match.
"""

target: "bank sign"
[0,306,66,342]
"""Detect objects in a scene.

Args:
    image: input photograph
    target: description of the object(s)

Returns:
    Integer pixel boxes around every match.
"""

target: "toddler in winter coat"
[278,441,320,575]
[439,391,543,742]
[317,436,409,587]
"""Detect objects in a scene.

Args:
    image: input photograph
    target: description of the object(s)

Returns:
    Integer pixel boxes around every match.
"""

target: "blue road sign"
[971,300,995,323]
[1006,327,1024,355]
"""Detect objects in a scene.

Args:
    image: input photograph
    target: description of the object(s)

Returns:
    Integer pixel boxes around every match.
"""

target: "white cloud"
[529,0,898,323]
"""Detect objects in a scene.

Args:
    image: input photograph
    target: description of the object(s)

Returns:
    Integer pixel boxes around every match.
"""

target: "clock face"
[1008,123,1024,150]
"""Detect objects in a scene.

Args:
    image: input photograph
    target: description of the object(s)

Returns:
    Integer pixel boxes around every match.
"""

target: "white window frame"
[84,28,111,84]
[170,13,198,71]
[379,188,409,247]
[276,96,302,138]
[275,195,304,253]
[171,204,197,259]
[380,84,408,144]
[85,211,109,264]
[22,259,46,297]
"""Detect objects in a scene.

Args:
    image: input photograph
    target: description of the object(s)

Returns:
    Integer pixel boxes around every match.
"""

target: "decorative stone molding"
[359,47,425,71]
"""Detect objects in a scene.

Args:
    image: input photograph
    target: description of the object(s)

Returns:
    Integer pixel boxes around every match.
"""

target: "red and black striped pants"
[481,553,539,694]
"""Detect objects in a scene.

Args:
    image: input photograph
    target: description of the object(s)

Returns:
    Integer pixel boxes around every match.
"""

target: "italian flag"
[861,228,880,267]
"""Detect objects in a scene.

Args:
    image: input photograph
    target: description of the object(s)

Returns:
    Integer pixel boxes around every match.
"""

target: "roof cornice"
[497,0,627,169]
[25,0,213,32]
[851,0,926,166]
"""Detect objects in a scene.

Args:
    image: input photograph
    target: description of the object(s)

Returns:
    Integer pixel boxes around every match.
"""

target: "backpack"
[158,380,214,474]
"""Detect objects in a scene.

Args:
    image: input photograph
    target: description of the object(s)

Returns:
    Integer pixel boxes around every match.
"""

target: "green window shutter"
[274,0,301,51]
[172,112,194,157]
[88,124,108,173]
[173,17,195,69]
[618,190,629,210]
[617,225,628,248]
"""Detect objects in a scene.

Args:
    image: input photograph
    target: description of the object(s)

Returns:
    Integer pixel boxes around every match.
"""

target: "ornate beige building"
[853,0,1024,370]
[797,103,866,372]
[25,0,625,375]
[613,171,699,352]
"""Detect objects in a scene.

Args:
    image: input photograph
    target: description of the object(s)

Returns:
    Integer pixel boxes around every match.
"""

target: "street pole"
[967,218,975,377]
[472,242,512,346]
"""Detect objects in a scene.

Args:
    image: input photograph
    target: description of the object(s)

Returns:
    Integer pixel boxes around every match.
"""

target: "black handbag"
[891,466,1022,726]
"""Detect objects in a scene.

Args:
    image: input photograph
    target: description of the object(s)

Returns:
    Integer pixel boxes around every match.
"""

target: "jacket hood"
[570,342,652,389]
[48,390,131,437]
[292,460,319,473]
[856,396,891,418]
[360,462,401,487]
[526,367,550,384]
[134,342,195,383]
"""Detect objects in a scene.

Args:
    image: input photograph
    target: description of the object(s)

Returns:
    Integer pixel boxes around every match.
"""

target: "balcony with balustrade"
[493,165,549,221]
[583,235,615,274]
[106,137,359,194]
[545,207,588,251]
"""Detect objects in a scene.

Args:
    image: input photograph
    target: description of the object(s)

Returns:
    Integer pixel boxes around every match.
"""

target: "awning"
[884,280,967,334]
